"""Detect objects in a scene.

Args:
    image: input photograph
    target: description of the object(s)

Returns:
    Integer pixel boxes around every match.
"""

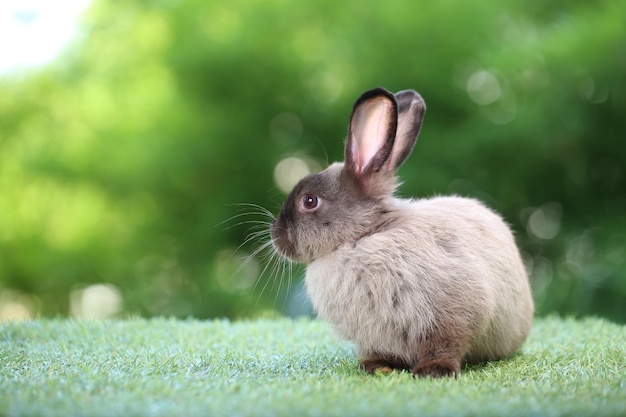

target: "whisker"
[269,255,288,306]
[253,244,279,290]
[235,240,274,277]
[228,222,272,255]
[228,203,276,219]
[241,229,271,245]
[217,215,273,231]
[224,218,272,228]
[274,256,286,308]
[285,258,294,311]
[255,251,280,304]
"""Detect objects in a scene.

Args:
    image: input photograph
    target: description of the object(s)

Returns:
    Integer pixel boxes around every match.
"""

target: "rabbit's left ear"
[385,90,426,170]
[345,88,398,179]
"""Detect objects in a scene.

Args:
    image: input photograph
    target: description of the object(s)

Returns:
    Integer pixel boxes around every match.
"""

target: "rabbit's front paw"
[359,355,410,374]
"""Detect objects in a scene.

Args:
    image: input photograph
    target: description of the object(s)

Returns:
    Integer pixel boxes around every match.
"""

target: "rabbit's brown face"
[271,163,385,264]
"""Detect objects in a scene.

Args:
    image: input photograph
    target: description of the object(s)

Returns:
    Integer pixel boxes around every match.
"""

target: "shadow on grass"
[462,350,533,378]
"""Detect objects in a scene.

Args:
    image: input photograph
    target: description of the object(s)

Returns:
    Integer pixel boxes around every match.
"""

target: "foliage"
[0,0,625,319]
[1,317,625,417]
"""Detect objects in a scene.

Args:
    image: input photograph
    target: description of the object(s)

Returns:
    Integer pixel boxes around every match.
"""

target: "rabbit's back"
[306,195,533,364]
[408,196,533,360]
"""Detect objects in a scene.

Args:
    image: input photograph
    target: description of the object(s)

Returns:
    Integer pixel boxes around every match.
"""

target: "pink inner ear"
[350,97,394,175]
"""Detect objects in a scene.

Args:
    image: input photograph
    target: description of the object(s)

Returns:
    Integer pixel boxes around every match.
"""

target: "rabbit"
[270,87,534,378]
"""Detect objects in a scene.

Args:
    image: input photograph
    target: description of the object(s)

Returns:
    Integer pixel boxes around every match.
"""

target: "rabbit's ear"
[385,90,426,170]
[345,88,398,179]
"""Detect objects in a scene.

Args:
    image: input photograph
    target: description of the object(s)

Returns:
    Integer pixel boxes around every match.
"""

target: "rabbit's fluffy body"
[271,88,534,377]
[306,184,532,367]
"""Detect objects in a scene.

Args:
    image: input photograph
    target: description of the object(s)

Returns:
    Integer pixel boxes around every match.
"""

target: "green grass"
[1,316,625,417]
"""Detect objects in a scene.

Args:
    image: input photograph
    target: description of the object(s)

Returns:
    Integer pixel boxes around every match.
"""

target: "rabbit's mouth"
[270,219,299,261]
[270,218,317,263]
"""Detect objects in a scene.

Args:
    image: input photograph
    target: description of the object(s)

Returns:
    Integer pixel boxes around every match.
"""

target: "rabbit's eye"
[301,194,320,211]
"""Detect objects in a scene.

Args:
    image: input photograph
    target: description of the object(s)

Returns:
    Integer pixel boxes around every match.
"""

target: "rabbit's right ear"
[345,88,398,180]
[385,90,426,170]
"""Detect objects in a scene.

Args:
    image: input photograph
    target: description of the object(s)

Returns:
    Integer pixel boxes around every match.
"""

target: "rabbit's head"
[270,88,426,263]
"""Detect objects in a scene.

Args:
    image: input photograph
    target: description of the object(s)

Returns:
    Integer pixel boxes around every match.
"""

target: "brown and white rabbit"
[270,87,534,378]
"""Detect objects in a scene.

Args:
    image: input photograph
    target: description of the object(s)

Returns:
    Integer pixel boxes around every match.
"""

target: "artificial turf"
[1,316,624,417]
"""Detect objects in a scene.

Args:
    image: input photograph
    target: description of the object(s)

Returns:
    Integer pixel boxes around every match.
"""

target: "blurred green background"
[1,0,624,322]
